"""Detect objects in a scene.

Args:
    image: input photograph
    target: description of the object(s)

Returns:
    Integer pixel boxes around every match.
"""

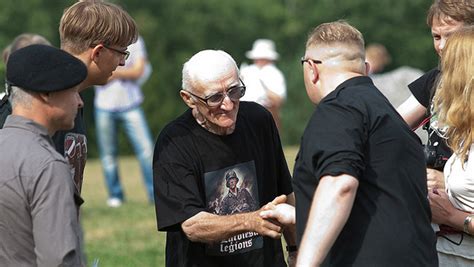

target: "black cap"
[6,44,87,92]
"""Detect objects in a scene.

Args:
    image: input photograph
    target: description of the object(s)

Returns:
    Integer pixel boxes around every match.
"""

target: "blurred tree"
[0,0,437,157]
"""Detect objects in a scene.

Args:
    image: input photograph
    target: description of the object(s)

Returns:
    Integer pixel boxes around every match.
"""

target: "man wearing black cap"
[0,45,87,266]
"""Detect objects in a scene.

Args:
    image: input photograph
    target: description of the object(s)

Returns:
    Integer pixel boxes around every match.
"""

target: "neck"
[12,106,56,136]
[320,72,363,100]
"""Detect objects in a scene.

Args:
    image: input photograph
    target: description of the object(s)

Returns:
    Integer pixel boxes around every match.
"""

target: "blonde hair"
[427,0,474,27]
[59,1,138,54]
[433,26,474,165]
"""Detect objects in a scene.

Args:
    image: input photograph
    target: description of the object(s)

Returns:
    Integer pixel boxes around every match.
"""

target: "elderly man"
[153,50,296,266]
[0,45,86,266]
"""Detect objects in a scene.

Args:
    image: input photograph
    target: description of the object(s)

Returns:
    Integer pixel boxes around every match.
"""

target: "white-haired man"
[153,50,296,266]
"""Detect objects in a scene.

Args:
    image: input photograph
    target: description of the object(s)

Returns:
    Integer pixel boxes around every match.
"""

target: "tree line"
[0,0,436,157]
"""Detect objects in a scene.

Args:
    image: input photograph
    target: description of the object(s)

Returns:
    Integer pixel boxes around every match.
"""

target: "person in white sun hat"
[240,39,287,130]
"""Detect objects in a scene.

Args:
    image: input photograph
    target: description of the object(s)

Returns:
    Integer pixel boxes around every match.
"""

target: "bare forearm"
[283,193,297,246]
[182,210,281,243]
[109,58,146,81]
[297,174,358,266]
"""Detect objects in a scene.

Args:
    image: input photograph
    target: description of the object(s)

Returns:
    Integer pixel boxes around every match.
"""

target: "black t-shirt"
[153,102,292,267]
[0,95,12,128]
[408,68,440,109]
[293,76,438,266]
[408,68,452,169]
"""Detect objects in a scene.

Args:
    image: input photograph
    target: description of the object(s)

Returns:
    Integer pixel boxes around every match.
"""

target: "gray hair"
[182,50,239,92]
[9,86,33,109]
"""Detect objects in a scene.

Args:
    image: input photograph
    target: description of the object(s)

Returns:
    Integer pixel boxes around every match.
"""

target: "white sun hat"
[245,39,279,60]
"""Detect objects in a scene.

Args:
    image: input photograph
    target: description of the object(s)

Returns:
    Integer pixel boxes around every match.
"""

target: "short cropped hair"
[433,26,474,165]
[59,1,138,54]
[306,20,366,71]
[9,87,32,109]
[182,50,239,92]
[427,0,474,27]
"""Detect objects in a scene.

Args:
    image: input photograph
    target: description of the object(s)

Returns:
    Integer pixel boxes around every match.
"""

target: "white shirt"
[94,36,150,111]
[240,63,286,108]
[437,143,474,260]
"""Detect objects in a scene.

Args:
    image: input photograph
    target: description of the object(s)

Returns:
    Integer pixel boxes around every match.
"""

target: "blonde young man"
[0,45,86,266]
[287,21,437,266]
[153,50,297,267]
[56,0,138,200]
[397,0,474,191]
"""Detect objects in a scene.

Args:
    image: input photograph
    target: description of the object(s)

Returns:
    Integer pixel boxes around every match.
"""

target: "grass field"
[81,146,299,266]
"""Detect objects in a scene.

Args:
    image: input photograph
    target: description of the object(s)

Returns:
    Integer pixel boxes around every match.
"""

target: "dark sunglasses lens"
[228,87,244,100]
[207,93,224,106]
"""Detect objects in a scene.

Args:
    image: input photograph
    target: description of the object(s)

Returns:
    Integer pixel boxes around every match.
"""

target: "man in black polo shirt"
[291,20,437,266]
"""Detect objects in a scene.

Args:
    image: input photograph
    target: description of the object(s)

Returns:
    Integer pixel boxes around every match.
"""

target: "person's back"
[0,117,80,266]
[293,20,437,266]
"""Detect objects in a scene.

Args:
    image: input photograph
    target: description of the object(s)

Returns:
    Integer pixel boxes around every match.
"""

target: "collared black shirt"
[293,76,438,266]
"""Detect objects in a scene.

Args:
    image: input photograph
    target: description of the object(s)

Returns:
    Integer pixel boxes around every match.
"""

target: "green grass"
[81,146,299,267]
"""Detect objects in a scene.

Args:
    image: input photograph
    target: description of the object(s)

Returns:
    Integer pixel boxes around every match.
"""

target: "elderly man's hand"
[247,208,283,239]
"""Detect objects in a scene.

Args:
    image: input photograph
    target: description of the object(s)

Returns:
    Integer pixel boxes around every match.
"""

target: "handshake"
[250,195,296,239]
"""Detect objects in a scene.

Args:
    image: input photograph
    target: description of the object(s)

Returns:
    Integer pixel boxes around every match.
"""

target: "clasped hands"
[250,195,296,239]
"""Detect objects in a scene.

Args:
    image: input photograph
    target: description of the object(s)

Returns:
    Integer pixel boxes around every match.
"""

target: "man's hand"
[428,189,455,225]
[260,202,295,226]
[427,168,445,191]
[247,207,283,239]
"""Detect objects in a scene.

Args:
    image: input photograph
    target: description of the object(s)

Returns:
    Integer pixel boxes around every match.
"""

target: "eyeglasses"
[186,79,246,107]
[91,43,130,60]
[103,44,130,60]
[301,57,323,65]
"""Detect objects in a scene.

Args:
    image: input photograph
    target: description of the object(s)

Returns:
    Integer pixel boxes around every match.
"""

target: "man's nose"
[220,95,235,110]
[77,94,84,108]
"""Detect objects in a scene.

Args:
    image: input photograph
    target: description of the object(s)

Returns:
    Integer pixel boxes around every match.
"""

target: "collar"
[3,115,52,141]
[323,76,374,102]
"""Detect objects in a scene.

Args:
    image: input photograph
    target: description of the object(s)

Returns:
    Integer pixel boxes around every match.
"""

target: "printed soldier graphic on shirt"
[64,133,87,193]
[204,161,262,256]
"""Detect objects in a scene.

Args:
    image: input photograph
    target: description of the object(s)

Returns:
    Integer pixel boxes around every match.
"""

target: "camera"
[423,144,448,171]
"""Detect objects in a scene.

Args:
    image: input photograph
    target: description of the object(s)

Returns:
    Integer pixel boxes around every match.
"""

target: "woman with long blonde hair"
[429,25,474,266]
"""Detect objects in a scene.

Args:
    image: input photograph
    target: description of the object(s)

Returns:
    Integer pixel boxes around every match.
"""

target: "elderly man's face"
[191,70,241,134]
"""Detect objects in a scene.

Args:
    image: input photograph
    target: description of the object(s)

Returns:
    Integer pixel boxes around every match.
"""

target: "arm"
[109,56,146,81]
[396,95,427,129]
[428,189,472,231]
[181,197,287,244]
[296,174,358,267]
[283,193,297,267]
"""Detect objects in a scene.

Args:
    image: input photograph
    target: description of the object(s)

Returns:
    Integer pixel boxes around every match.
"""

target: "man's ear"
[180,90,196,108]
[310,64,319,85]
[37,92,51,103]
[90,44,104,63]
[365,62,370,76]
